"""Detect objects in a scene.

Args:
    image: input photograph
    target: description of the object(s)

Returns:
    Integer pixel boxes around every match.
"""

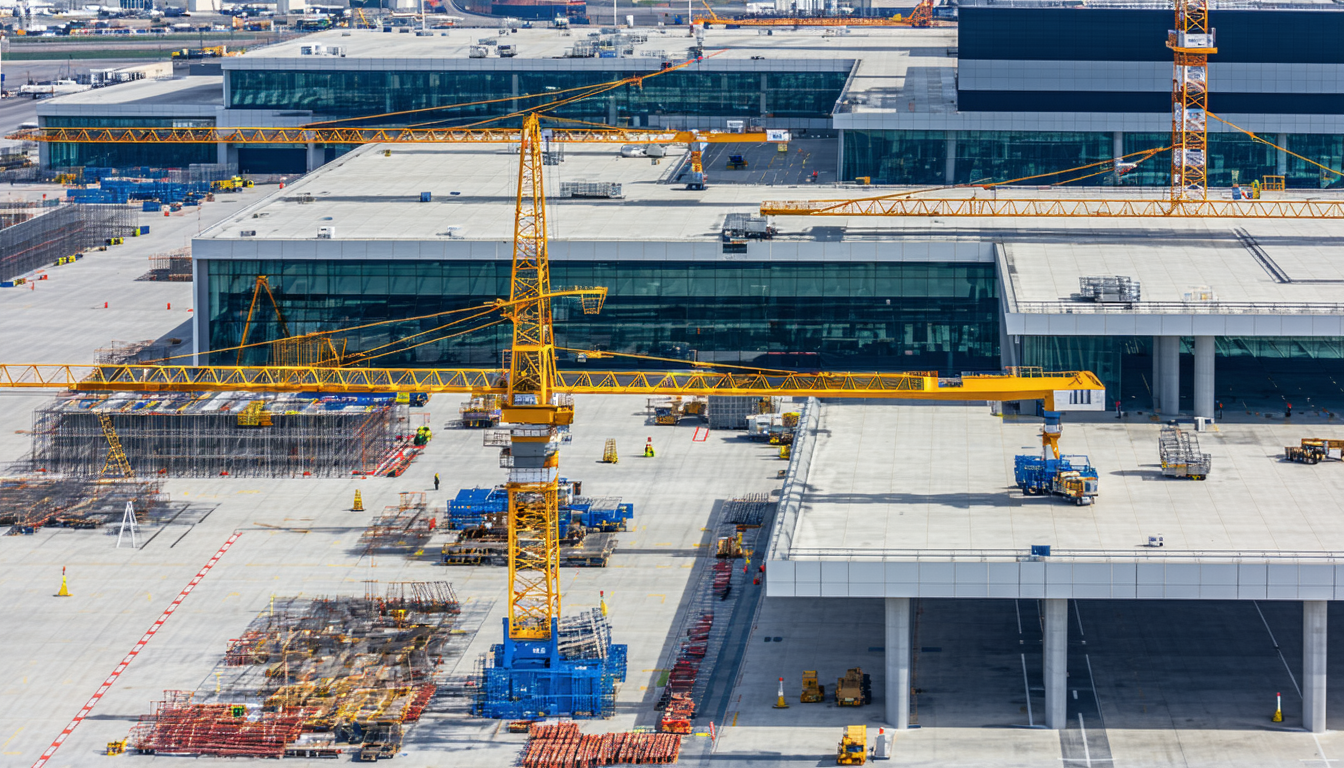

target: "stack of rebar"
[0,476,167,533]
[721,493,774,528]
[520,722,681,768]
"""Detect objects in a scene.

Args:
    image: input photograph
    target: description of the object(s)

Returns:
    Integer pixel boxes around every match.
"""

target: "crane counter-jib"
[0,364,1106,410]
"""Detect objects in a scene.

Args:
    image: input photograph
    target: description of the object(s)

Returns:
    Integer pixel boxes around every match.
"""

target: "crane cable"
[553,346,806,376]
[340,318,510,365]
[1207,112,1344,180]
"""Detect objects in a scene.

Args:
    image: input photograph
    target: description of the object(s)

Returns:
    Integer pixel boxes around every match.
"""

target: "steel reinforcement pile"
[30,392,409,478]
[129,582,462,759]
[0,203,136,282]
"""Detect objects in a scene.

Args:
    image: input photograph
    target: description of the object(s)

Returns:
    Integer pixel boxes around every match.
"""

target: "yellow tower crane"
[0,113,1106,718]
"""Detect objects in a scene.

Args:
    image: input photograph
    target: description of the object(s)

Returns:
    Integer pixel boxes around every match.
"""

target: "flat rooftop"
[37,76,223,114]
[229,25,925,71]
[769,401,1344,599]
[197,142,1344,314]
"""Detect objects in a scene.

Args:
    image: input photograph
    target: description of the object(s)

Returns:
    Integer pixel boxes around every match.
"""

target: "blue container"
[420,191,432,202]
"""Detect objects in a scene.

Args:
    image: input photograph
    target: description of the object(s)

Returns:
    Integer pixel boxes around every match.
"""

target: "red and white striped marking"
[692,427,709,443]
[30,531,242,768]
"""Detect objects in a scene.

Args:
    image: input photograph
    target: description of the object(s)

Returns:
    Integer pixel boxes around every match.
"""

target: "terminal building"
[192,139,1344,418]
[34,1,1344,187]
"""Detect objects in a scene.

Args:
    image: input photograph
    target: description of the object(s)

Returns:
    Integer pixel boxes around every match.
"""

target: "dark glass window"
[206,259,1000,373]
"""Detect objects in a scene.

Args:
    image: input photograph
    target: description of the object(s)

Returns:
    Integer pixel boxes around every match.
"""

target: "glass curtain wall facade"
[206,259,999,372]
[227,69,849,124]
[845,130,1344,188]
[43,116,216,169]
[1021,335,1344,411]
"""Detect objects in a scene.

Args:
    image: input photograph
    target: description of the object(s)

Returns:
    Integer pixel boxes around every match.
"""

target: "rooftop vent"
[1071,275,1140,303]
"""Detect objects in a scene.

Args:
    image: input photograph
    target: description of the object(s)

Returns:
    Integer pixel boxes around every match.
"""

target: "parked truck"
[1014,455,1099,505]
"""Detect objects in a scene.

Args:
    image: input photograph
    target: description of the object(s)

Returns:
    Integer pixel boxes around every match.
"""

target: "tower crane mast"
[1168,0,1216,202]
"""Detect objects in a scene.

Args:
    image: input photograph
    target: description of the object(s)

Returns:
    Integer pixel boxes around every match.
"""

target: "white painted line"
[1310,733,1339,765]
[1078,713,1092,768]
[1021,653,1034,727]
[1074,600,1085,636]
[1015,599,1024,635]
[1085,654,1105,728]
[30,532,242,768]
[1255,601,1303,698]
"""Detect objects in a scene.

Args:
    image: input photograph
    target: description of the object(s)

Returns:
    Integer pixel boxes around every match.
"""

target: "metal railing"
[786,546,1344,563]
[1014,300,1344,315]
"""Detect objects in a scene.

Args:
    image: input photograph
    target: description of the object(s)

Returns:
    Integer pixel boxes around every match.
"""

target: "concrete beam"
[1304,600,1327,733]
[1194,335,1215,420]
[1043,598,1068,729]
[885,597,911,729]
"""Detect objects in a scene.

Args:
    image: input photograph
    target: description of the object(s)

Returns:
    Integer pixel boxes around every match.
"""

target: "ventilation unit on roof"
[1071,276,1141,303]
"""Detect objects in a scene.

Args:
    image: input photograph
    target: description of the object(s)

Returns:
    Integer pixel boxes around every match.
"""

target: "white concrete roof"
[768,401,1344,600]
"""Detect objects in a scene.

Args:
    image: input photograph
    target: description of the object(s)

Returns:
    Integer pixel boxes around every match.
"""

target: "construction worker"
[1217,401,1224,419]
[1286,403,1293,418]
[434,473,440,491]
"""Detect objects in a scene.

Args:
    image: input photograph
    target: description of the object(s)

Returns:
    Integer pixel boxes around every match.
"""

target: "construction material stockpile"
[139,247,193,282]
[443,480,628,567]
[129,581,462,759]
[0,476,166,534]
[361,491,436,554]
[476,609,627,720]
[31,392,410,478]
[0,202,136,283]
[520,722,681,768]
[1159,425,1212,479]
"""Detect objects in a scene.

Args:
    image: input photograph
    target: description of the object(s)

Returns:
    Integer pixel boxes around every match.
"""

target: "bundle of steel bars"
[0,475,166,532]
[520,722,682,768]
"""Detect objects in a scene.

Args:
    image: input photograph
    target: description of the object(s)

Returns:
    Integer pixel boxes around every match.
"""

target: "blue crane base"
[475,618,628,720]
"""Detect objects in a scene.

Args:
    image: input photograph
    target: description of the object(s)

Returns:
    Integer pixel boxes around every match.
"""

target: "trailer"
[1159,424,1211,479]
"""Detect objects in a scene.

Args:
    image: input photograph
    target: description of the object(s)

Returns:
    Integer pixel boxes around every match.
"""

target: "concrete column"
[1152,336,1164,413]
[1277,133,1289,177]
[885,597,911,730]
[1194,335,1215,420]
[944,133,956,185]
[760,73,768,117]
[511,72,520,114]
[1160,336,1180,416]
[305,142,323,173]
[1113,131,1123,161]
[1304,600,1328,733]
[1043,598,1068,729]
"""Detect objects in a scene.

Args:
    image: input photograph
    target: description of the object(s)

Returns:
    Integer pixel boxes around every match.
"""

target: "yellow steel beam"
[759,197,1344,218]
[0,363,1103,407]
[0,364,499,392]
[9,126,772,145]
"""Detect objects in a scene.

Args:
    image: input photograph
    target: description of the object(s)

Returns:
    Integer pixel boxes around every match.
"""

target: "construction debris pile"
[128,581,461,760]
[0,476,167,534]
[361,491,437,554]
[1159,424,1212,479]
[520,722,681,768]
[475,608,627,720]
[442,479,628,567]
[30,392,412,478]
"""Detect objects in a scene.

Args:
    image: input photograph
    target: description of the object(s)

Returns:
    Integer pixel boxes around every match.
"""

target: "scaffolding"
[0,476,167,533]
[139,247,193,282]
[0,203,137,282]
[30,392,409,478]
[132,582,462,758]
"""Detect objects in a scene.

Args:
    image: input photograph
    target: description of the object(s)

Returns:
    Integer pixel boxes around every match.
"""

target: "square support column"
[1043,598,1068,729]
[885,597,911,729]
[1152,336,1163,413]
[1194,335,1215,420]
[944,134,956,185]
[1304,600,1328,733]
[1277,134,1289,177]
[305,142,324,173]
[1160,336,1180,416]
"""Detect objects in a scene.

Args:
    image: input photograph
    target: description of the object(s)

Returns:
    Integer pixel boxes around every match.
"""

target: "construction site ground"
[0,218,785,764]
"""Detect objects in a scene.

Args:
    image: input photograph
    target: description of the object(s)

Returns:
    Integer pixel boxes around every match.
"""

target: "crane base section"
[476,616,628,720]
